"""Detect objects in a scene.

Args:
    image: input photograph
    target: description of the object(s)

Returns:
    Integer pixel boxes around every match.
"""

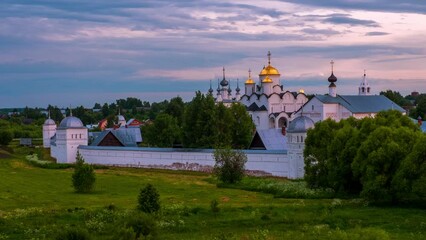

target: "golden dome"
[245,68,255,84]
[245,78,255,84]
[299,89,305,94]
[262,76,273,83]
[259,65,280,76]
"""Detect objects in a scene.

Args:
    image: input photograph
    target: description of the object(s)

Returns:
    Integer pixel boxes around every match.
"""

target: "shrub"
[55,228,91,240]
[210,199,220,214]
[214,148,247,184]
[0,130,13,146]
[110,227,136,240]
[72,152,96,193]
[126,213,158,239]
[138,184,160,213]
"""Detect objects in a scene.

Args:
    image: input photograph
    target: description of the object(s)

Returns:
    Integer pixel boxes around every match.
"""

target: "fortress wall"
[78,146,298,178]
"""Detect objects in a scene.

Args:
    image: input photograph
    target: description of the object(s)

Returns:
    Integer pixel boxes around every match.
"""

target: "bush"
[55,228,91,240]
[72,152,96,193]
[210,199,220,214]
[126,213,158,239]
[138,184,160,213]
[214,148,247,184]
[0,130,13,146]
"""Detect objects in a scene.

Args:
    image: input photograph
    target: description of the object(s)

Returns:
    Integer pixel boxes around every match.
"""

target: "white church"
[43,53,405,179]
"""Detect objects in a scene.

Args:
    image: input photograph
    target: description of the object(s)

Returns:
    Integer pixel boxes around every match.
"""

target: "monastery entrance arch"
[278,117,287,128]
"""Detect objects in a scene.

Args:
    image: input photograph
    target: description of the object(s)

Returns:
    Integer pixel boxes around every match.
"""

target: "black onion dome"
[328,72,337,83]
[220,77,228,86]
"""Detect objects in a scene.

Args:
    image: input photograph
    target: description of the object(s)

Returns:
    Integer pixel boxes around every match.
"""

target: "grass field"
[0,145,425,239]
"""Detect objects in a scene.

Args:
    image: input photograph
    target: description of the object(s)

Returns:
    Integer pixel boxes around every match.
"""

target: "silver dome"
[287,116,315,133]
[59,116,84,128]
[118,115,126,121]
[44,118,56,125]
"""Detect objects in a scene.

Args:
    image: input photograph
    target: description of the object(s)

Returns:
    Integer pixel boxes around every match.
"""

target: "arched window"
[367,87,370,93]
[297,135,299,142]
[362,87,365,93]
[312,105,314,111]
[301,136,304,142]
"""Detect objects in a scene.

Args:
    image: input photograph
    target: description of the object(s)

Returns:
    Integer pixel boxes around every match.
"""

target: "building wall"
[78,146,302,179]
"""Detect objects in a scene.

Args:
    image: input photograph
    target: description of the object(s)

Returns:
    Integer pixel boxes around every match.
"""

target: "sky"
[1,0,426,108]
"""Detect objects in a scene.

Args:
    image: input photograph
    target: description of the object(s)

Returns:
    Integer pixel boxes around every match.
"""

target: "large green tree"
[143,113,180,147]
[304,110,421,202]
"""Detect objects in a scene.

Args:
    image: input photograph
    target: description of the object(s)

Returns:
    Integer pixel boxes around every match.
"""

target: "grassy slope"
[0,147,425,239]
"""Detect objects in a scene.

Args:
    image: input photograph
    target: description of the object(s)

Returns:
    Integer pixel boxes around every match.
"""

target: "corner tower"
[51,113,88,163]
[287,115,315,179]
[42,112,56,148]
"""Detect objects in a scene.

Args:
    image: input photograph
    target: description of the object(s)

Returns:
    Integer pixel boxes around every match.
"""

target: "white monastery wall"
[78,146,303,179]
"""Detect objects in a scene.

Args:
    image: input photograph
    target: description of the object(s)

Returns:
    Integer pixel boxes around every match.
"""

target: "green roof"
[315,95,405,113]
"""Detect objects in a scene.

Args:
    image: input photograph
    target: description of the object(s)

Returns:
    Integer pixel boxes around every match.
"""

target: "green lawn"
[0,146,425,239]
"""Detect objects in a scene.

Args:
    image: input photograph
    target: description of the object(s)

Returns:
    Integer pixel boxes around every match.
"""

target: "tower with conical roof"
[244,69,255,95]
[216,79,223,102]
[235,79,241,101]
[228,79,232,99]
[328,60,337,97]
[220,67,229,100]
[358,70,371,95]
[208,80,214,96]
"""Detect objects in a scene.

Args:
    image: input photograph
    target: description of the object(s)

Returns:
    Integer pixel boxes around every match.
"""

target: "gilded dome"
[245,78,255,84]
[259,65,280,76]
[59,116,84,128]
[262,76,273,83]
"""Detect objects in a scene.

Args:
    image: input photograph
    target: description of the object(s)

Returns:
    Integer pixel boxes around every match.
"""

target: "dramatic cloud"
[323,16,379,27]
[0,0,425,107]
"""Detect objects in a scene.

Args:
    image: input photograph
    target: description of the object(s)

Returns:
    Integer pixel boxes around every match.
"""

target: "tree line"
[304,110,426,203]
[380,90,426,119]
[142,92,255,149]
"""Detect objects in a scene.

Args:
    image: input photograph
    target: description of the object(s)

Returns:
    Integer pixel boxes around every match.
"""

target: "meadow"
[0,145,425,239]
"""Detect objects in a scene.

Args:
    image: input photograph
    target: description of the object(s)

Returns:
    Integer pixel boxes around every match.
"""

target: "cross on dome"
[268,51,271,65]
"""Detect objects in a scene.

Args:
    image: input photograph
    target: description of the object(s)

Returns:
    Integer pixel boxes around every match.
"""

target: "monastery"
[43,52,405,179]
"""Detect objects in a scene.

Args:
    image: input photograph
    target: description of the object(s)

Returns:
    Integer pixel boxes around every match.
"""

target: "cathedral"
[211,51,308,131]
[209,52,405,151]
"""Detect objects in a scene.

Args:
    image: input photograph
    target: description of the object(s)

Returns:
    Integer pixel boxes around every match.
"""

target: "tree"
[304,110,420,200]
[138,184,160,213]
[0,129,13,146]
[143,113,180,147]
[229,103,255,149]
[352,126,418,202]
[165,96,185,126]
[214,103,233,148]
[380,90,411,107]
[183,92,211,148]
[393,134,426,199]
[304,118,341,189]
[72,152,96,193]
[214,148,247,184]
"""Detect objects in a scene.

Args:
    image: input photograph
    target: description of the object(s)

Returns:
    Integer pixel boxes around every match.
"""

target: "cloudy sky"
[1,0,426,108]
